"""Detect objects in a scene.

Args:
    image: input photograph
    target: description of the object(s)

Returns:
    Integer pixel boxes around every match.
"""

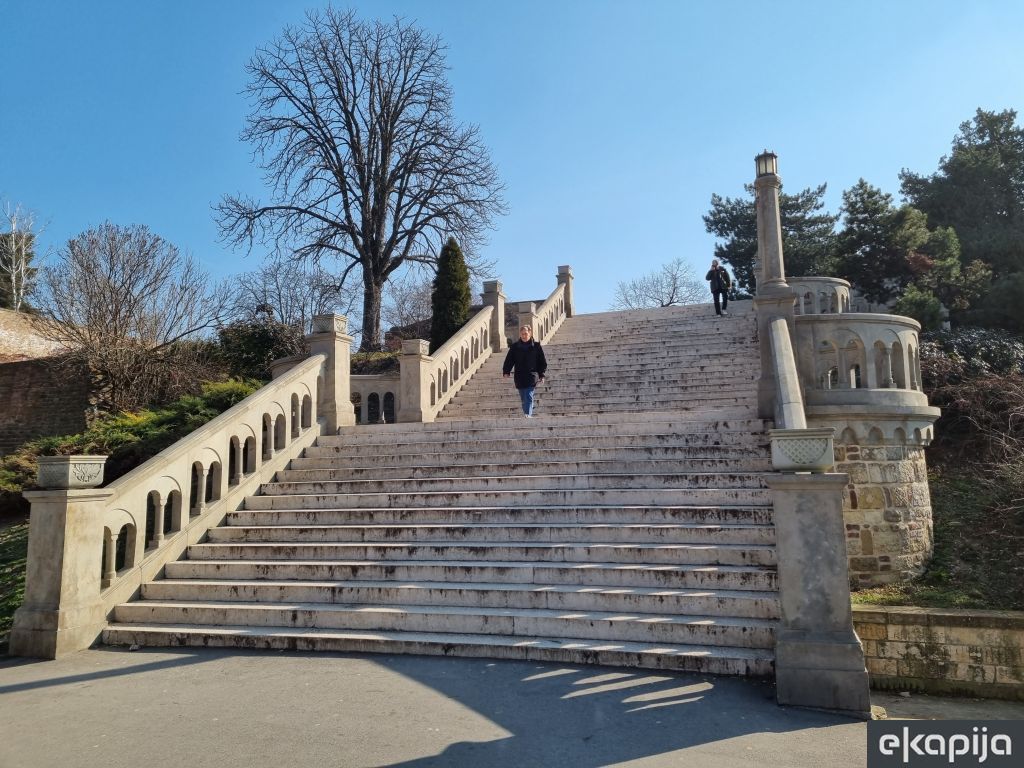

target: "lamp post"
[754,150,788,291]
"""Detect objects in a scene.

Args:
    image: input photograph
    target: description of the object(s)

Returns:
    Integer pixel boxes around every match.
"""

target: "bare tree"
[217,7,505,351]
[382,268,433,332]
[230,254,360,333]
[37,223,228,412]
[610,258,705,310]
[1,201,41,312]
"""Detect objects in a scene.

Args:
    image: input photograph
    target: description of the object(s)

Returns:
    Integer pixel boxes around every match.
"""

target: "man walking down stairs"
[104,301,779,677]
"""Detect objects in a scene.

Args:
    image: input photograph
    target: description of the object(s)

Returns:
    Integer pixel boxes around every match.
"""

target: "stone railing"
[515,279,569,344]
[398,306,495,423]
[789,276,852,315]
[10,314,354,658]
[351,374,400,424]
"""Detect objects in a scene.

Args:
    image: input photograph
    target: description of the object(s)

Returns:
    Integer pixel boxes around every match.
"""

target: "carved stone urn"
[36,455,108,490]
[768,428,835,473]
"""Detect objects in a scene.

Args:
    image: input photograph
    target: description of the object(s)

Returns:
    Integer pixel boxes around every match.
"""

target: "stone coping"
[853,604,1024,630]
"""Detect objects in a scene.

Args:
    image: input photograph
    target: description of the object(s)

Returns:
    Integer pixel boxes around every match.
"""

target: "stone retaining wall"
[0,357,90,455]
[839,443,933,586]
[852,605,1024,701]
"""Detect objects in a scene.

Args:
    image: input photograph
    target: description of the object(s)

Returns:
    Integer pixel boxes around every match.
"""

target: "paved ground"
[0,648,1021,768]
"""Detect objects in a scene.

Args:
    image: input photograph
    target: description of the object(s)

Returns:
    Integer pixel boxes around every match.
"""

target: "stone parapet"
[788,276,852,315]
[852,605,1024,701]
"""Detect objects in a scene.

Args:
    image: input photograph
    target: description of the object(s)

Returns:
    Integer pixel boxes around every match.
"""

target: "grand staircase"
[104,301,780,676]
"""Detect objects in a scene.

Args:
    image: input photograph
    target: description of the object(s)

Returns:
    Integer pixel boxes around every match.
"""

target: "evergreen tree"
[703,183,838,293]
[429,237,471,352]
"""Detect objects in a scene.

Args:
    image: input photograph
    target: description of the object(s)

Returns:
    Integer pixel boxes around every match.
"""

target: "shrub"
[218,317,307,380]
[894,285,943,331]
[429,237,471,352]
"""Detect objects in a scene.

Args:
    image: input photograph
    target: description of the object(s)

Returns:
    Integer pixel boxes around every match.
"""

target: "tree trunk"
[360,274,384,352]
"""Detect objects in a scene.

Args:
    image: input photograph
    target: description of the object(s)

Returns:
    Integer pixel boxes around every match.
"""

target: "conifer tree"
[429,237,471,352]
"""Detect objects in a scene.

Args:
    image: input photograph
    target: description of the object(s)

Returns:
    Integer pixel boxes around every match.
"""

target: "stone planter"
[36,455,108,490]
[768,428,835,473]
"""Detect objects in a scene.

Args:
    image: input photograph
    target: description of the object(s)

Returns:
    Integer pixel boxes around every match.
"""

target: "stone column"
[398,339,434,423]
[881,348,894,388]
[767,473,871,717]
[10,488,115,658]
[307,314,356,433]
[557,265,575,318]
[755,169,787,290]
[231,441,243,485]
[193,466,209,517]
[517,302,538,340]
[150,491,165,549]
[101,527,117,589]
[482,281,507,352]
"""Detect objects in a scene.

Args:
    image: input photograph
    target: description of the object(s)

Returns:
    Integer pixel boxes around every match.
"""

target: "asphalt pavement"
[0,648,1020,768]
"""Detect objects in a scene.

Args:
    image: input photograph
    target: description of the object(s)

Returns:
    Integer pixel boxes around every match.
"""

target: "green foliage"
[0,520,29,650]
[703,183,838,292]
[218,315,307,380]
[350,351,400,375]
[429,237,471,352]
[0,379,261,521]
[893,285,944,331]
[921,326,1024,377]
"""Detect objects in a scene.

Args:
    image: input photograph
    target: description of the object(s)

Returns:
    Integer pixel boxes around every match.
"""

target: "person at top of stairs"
[502,324,547,417]
[706,259,732,317]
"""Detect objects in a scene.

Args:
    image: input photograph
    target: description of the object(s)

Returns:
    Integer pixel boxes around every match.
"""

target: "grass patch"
[0,518,29,652]
[852,465,1024,611]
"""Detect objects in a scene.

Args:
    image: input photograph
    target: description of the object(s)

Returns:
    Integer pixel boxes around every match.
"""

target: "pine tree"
[429,237,471,352]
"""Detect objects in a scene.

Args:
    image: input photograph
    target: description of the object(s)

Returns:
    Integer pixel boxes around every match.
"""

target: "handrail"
[767,317,807,429]
[428,305,494,417]
[533,282,568,342]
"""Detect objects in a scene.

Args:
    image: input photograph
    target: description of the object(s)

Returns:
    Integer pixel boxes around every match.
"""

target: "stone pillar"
[231,441,243,485]
[9,488,115,658]
[753,292,796,420]
[482,281,507,352]
[557,265,575,318]
[767,473,871,717]
[193,467,209,517]
[755,170,787,291]
[150,490,165,549]
[517,302,538,340]
[398,339,434,423]
[307,314,355,433]
[881,348,894,388]
[101,527,117,589]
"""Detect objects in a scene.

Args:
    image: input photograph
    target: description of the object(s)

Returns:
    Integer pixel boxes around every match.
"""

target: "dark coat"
[502,339,547,389]
[706,266,731,293]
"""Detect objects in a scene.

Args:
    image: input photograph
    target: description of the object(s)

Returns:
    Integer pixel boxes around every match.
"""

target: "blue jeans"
[518,386,535,416]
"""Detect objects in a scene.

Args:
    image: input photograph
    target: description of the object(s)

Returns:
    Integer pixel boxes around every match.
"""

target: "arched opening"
[894,427,907,443]
[291,393,300,438]
[441,370,448,394]
[229,436,240,486]
[430,381,436,407]
[189,462,202,515]
[301,394,312,429]
[274,414,286,450]
[145,492,158,550]
[829,292,839,313]
[367,393,381,423]
[891,342,907,388]
[383,392,396,424]
[351,392,362,425]
[840,427,858,444]
[243,436,257,474]
[817,341,838,389]
[873,341,892,388]
[867,427,885,445]
[908,344,920,390]
[801,292,813,315]
[166,490,182,533]
[206,461,222,503]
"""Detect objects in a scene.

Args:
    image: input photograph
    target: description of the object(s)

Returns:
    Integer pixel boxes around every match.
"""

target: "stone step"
[187,540,778,567]
[276,458,771,482]
[101,624,775,676]
[210,522,776,546]
[444,395,751,410]
[307,432,769,457]
[244,487,771,510]
[259,472,772,497]
[147,576,780,618]
[112,601,777,648]
[166,558,777,590]
[292,446,771,469]
[226,504,775,527]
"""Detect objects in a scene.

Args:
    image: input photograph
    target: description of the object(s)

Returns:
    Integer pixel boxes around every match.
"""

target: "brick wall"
[853,605,1024,701]
[0,357,90,455]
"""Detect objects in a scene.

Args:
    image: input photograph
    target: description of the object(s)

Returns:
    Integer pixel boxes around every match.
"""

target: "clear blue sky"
[2,0,1023,315]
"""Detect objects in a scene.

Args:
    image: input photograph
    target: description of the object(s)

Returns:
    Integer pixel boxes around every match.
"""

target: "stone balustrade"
[10,315,353,658]
[789,276,852,315]
[351,374,400,424]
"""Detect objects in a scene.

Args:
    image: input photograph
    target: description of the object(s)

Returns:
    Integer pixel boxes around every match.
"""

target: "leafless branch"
[610,258,705,310]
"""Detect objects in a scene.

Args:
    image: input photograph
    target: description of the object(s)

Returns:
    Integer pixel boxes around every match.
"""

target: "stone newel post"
[752,151,797,420]
[482,280,506,352]
[517,302,538,340]
[768,473,871,716]
[557,265,575,318]
[398,339,433,423]
[307,314,355,433]
[10,456,112,659]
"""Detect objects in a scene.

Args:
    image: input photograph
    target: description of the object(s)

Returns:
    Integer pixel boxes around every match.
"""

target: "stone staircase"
[104,301,780,676]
